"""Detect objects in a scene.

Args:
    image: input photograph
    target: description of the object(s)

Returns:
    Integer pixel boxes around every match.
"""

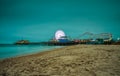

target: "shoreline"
[0,45,114,60]
[0,45,120,76]
[0,45,63,60]
[0,45,99,60]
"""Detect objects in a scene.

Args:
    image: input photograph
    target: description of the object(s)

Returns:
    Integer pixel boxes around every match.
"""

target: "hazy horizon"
[0,0,120,43]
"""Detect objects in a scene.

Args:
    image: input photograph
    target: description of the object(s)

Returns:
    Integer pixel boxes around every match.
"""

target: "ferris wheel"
[55,30,66,40]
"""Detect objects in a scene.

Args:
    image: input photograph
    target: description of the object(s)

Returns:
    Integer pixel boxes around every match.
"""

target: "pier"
[14,30,120,46]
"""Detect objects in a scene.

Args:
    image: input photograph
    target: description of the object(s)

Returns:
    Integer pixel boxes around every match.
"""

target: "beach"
[0,45,120,76]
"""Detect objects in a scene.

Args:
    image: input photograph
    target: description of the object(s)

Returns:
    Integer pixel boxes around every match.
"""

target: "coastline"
[0,45,120,76]
[0,46,64,60]
[0,45,62,60]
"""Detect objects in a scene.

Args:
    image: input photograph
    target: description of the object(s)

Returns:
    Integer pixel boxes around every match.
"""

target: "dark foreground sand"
[0,45,120,76]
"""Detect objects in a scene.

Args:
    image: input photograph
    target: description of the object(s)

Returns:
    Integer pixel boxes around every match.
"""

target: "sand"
[0,45,120,76]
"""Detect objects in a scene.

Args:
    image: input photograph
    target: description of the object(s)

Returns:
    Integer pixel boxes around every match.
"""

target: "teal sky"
[0,0,120,43]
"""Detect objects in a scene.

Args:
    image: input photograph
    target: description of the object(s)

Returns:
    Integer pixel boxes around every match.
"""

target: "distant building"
[15,40,30,44]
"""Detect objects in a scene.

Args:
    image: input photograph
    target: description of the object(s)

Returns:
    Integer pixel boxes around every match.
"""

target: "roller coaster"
[77,32,112,44]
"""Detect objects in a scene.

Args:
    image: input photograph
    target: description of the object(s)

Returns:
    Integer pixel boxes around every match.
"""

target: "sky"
[0,0,120,43]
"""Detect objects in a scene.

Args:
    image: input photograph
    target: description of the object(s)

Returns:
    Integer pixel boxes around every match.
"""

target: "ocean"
[0,44,61,59]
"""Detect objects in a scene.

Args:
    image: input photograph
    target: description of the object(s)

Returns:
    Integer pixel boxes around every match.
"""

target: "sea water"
[0,44,61,59]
